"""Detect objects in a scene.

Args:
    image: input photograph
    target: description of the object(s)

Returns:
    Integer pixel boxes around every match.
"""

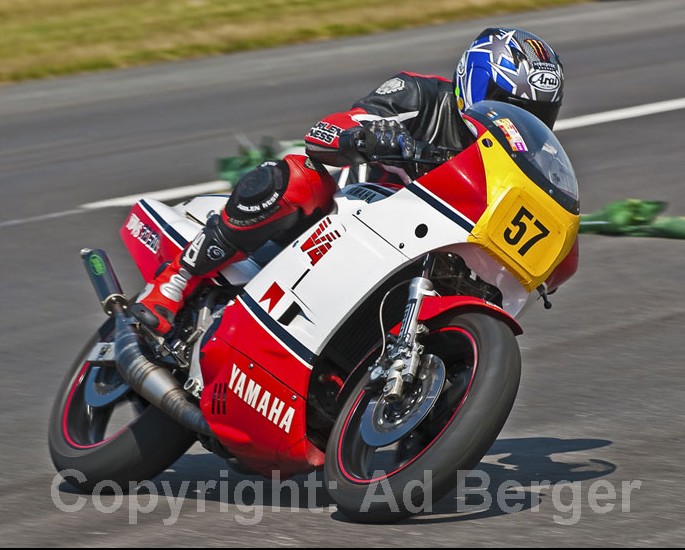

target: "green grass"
[0,0,589,83]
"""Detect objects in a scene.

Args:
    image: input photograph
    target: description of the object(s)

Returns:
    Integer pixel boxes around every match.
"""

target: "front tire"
[48,318,197,492]
[325,312,521,523]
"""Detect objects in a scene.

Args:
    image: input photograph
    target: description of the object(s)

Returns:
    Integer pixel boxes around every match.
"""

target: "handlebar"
[369,140,460,166]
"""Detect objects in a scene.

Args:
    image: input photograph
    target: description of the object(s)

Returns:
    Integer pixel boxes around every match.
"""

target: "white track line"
[0,208,86,228]
[80,180,229,209]
[2,98,684,229]
[554,97,685,131]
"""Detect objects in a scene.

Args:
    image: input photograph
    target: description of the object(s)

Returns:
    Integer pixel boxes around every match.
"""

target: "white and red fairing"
[119,137,577,476]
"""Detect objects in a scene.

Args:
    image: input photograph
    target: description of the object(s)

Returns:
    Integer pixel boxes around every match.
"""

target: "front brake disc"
[360,354,446,447]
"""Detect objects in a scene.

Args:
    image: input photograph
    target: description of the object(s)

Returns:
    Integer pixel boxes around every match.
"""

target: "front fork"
[370,254,437,402]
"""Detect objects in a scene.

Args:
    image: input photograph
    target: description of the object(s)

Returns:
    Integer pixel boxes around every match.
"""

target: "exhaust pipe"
[81,248,213,436]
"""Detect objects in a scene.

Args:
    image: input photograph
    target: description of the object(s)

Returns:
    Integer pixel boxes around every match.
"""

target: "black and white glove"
[338,119,414,163]
[362,119,415,158]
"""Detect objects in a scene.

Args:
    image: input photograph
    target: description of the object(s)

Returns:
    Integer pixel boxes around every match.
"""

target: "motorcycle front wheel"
[48,318,196,493]
[325,311,521,523]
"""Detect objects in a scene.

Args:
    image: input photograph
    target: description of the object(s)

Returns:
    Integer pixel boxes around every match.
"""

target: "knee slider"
[225,160,289,226]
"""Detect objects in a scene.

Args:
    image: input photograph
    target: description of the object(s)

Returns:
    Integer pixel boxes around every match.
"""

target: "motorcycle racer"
[132,27,565,335]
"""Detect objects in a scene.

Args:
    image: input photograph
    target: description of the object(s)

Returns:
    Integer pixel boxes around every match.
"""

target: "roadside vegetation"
[1,0,587,83]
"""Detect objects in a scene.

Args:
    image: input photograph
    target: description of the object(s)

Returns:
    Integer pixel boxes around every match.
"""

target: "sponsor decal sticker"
[228,364,296,433]
[493,118,528,152]
[532,61,559,72]
[300,217,341,266]
[528,69,560,92]
[525,38,551,62]
[125,212,161,254]
[307,121,343,145]
[344,185,387,204]
[89,254,106,276]
[235,190,280,214]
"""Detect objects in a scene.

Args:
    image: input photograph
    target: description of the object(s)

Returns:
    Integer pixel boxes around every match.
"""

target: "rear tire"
[48,318,196,492]
[325,312,521,523]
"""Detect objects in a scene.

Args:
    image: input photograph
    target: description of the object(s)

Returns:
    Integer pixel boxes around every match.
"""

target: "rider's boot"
[131,214,244,335]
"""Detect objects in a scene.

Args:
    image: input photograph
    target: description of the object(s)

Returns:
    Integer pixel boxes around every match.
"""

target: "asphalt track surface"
[1,0,684,546]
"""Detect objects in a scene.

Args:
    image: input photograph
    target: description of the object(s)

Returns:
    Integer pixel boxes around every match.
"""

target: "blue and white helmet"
[455,28,564,129]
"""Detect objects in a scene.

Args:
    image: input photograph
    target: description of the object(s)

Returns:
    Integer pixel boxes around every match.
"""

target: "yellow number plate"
[486,190,567,279]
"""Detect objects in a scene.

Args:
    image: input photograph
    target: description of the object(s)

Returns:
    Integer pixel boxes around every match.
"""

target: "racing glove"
[338,119,414,164]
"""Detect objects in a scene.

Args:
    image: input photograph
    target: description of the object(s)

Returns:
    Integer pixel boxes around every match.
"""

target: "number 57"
[503,206,550,256]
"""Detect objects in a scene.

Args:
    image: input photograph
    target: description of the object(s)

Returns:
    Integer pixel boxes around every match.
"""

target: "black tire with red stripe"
[324,311,521,523]
[48,319,196,493]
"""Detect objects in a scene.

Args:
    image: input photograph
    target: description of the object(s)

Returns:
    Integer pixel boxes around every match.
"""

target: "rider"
[132,27,565,335]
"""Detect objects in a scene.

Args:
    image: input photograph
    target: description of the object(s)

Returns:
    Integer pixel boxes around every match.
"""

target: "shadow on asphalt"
[398,436,616,525]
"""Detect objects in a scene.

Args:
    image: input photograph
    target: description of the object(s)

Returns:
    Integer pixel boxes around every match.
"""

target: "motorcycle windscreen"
[467,129,579,291]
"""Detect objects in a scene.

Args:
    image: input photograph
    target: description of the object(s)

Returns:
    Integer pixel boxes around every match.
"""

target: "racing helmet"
[454,28,564,129]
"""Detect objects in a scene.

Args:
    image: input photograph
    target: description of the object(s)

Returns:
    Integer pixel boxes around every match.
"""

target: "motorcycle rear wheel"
[325,311,521,523]
[48,318,196,493]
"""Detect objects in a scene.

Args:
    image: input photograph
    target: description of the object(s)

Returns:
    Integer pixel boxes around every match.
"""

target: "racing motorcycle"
[49,100,580,522]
